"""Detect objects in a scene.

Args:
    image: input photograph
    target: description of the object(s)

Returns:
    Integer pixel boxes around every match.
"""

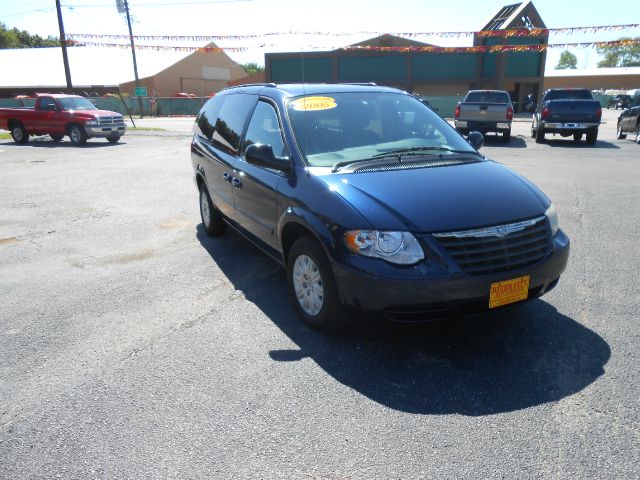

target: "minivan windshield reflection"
[287,92,478,168]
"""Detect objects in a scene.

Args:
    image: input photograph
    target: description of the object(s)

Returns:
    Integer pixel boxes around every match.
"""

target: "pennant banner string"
[67,39,640,53]
[66,23,640,42]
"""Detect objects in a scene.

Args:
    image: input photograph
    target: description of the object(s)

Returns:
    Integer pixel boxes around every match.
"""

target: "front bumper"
[85,124,127,137]
[332,229,570,321]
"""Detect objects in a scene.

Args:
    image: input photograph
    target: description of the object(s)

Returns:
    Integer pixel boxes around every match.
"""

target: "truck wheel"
[573,133,582,142]
[68,124,87,145]
[50,134,64,142]
[107,135,121,144]
[535,125,545,143]
[586,128,598,145]
[10,123,29,144]
[616,122,627,140]
[199,183,227,236]
[287,235,350,331]
[502,129,511,143]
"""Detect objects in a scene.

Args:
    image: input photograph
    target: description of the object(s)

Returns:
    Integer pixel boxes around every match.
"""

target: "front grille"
[97,116,124,125]
[433,217,549,275]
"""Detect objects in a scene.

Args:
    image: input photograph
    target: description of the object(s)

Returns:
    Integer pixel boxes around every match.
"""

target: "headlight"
[85,119,98,126]
[344,230,424,265]
[545,203,559,236]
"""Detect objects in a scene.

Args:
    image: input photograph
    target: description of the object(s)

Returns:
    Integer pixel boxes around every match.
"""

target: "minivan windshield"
[287,92,477,168]
[58,97,98,111]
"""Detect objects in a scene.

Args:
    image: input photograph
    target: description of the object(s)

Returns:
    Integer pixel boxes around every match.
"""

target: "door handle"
[223,172,232,182]
[232,177,242,188]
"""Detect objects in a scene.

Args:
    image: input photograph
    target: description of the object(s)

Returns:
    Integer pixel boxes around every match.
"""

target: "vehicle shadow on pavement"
[197,225,610,417]
[0,139,124,148]
[540,139,619,149]
[482,135,527,148]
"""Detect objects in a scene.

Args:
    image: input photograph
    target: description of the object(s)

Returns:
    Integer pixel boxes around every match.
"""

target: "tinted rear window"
[545,90,593,101]
[211,94,258,154]
[464,91,510,103]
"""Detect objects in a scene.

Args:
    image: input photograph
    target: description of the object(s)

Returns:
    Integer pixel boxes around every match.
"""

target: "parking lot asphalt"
[1,109,639,478]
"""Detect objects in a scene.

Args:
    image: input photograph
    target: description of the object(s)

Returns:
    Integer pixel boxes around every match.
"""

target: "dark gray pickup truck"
[531,89,602,145]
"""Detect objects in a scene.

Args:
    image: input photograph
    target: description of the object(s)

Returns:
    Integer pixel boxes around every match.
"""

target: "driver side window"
[242,101,286,158]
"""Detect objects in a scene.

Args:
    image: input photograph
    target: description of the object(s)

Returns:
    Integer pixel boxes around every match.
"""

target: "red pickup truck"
[0,94,127,145]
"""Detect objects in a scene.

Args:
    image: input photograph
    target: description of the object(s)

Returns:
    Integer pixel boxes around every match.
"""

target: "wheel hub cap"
[292,254,323,316]
[200,191,211,227]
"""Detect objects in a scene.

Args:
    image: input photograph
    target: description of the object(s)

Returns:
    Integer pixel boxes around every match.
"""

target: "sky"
[2,0,640,70]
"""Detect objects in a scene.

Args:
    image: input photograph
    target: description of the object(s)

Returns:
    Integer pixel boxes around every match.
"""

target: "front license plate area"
[489,275,530,308]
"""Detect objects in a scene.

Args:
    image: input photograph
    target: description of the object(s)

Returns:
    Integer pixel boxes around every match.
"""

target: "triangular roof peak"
[481,1,546,31]
[346,34,435,49]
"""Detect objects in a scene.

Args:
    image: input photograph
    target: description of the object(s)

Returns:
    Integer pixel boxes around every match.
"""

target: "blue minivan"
[191,83,569,330]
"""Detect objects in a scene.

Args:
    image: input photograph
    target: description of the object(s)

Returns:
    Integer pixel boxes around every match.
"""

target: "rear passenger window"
[242,101,286,158]
[195,95,224,141]
[212,94,258,154]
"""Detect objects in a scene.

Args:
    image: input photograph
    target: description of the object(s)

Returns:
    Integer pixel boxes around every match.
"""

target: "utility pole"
[122,0,144,118]
[55,0,72,88]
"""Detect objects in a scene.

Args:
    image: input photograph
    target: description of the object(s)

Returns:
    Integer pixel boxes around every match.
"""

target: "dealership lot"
[1,109,639,478]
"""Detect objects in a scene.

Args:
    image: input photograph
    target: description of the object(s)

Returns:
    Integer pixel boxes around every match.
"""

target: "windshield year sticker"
[291,96,337,111]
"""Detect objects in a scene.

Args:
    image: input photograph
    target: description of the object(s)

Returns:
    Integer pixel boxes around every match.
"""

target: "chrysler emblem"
[495,225,509,238]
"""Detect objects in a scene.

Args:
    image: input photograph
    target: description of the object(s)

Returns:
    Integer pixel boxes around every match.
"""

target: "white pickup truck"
[454,90,514,143]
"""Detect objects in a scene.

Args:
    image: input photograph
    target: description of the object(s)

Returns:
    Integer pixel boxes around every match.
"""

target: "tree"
[597,37,640,68]
[0,22,58,49]
[242,62,265,76]
[556,50,577,69]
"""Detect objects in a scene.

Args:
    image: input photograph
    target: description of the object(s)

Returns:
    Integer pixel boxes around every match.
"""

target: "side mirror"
[245,143,290,173]
[467,131,484,150]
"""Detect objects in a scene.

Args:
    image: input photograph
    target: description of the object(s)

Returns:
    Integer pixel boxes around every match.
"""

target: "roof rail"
[342,82,377,86]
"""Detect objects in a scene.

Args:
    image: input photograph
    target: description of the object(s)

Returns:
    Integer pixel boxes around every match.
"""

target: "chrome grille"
[97,116,124,125]
[433,216,549,275]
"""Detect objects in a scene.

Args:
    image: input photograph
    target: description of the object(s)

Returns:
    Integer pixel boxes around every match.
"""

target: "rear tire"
[502,129,511,143]
[10,123,29,144]
[287,235,350,331]
[68,124,87,145]
[199,183,227,236]
[586,128,598,145]
[573,133,582,142]
[535,124,545,143]
[616,122,627,140]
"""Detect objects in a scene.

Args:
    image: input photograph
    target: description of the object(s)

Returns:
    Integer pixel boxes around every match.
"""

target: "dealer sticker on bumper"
[489,275,530,308]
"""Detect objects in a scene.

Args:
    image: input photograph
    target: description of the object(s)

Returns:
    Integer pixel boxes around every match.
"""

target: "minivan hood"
[318,160,549,232]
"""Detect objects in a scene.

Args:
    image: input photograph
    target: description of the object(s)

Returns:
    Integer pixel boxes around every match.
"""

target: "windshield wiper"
[331,158,393,173]
[371,146,477,158]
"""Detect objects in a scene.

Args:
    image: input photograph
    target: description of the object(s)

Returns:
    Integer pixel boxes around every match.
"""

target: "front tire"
[68,124,87,145]
[287,235,349,331]
[586,128,598,145]
[107,135,121,144]
[10,123,29,144]
[616,122,627,140]
[199,183,227,236]
[573,133,582,142]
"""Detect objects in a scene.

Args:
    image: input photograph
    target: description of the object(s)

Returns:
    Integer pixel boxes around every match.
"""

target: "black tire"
[68,124,87,145]
[573,133,582,142]
[286,235,350,331]
[50,134,64,142]
[10,123,29,144]
[635,124,640,144]
[586,128,598,145]
[107,135,121,144]
[616,122,627,140]
[535,123,545,143]
[502,129,511,143]
[198,183,227,236]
